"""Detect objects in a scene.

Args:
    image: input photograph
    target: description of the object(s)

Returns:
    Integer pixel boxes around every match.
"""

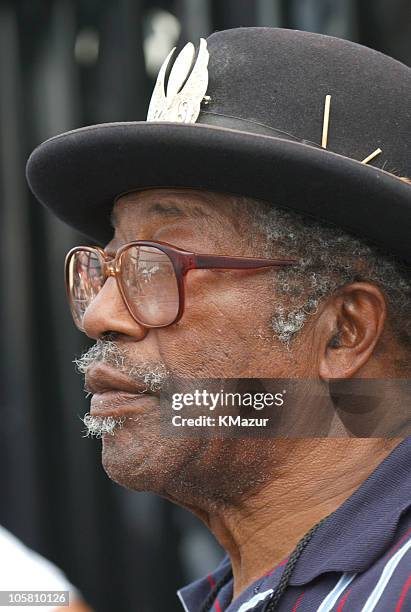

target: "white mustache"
[74,339,170,393]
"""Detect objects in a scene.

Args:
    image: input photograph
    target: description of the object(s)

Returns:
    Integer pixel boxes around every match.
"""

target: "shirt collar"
[178,556,232,612]
[290,437,411,584]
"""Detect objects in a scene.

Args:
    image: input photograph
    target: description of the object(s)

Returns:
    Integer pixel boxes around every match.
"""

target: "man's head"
[74,188,410,509]
[25,27,411,513]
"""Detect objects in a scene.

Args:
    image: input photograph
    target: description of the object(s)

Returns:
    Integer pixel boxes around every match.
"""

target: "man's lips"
[90,391,159,418]
[85,362,149,395]
[85,363,159,418]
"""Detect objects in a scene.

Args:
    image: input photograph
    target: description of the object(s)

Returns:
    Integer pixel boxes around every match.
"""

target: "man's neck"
[205,439,400,599]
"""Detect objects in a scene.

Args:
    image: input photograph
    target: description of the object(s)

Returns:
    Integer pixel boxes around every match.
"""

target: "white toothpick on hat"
[321,94,383,165]
[361,148,382,165]
[321,95,332,149]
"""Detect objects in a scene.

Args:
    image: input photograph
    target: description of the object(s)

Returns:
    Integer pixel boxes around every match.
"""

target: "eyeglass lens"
[68,250,105,329]
[68,246,180,328]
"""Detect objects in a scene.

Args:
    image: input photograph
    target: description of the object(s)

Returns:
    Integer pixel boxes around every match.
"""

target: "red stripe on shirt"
[292,592,305,611]
[396,573,411,612]
[337,588,352,611]
[207,574,222,612]
[207,574,216,589]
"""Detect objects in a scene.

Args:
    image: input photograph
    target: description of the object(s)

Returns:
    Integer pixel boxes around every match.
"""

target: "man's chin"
[101,455,149,492]
[100,427,160,491]
[99,422,203,495]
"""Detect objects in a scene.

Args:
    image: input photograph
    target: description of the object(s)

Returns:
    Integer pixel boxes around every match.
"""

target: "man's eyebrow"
[146,202,190,217]
[110,201,210,227]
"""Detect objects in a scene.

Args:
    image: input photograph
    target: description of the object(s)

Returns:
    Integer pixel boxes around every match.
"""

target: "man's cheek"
[183,289,254,338]
[157,282,269,376]
[158,334,253,378]
[159,342,215,377]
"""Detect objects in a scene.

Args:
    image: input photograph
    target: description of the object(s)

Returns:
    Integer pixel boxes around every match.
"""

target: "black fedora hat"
[26,27,410,262]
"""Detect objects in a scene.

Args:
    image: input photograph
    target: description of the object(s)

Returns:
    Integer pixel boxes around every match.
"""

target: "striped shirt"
[177,437,411,611]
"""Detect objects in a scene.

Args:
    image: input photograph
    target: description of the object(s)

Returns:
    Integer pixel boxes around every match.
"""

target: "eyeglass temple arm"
[193,254,298,269]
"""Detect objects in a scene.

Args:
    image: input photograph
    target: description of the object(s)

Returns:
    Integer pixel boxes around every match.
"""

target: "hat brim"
[26,121,411,262]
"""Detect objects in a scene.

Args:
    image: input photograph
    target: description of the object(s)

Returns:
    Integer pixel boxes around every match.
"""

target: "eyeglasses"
[65,240,298,330]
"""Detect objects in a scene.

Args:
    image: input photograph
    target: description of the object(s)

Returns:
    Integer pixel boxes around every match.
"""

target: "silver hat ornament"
[147,38,210,124]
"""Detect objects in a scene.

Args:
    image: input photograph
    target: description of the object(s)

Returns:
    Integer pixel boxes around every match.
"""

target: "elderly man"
[27,28,410,612]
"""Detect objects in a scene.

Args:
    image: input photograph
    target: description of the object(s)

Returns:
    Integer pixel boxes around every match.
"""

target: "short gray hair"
[235,196,411,349]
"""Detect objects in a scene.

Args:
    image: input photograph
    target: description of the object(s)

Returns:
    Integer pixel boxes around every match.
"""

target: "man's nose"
[81,277,148,341]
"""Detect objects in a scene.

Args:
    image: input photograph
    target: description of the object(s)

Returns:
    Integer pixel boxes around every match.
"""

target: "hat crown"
[197,27,410,175]
[26,27,411,261]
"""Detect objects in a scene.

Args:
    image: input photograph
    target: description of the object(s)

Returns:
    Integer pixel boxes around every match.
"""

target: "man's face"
[81,189,317,506]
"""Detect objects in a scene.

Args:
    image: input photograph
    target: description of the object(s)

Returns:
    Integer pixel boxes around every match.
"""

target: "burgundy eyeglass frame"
[65,240,299,330]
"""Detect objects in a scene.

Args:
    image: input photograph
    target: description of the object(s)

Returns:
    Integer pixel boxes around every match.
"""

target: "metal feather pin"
[147,38,210,124]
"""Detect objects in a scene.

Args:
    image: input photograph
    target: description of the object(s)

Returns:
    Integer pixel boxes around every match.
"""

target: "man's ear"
[318,282,387,379]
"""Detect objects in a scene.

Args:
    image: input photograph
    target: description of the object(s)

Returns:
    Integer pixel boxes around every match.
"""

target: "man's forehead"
[110,188,228,229]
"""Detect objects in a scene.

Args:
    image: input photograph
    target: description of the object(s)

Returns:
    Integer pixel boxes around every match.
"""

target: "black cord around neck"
[262,516,328,611]
[200,568,233,612]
